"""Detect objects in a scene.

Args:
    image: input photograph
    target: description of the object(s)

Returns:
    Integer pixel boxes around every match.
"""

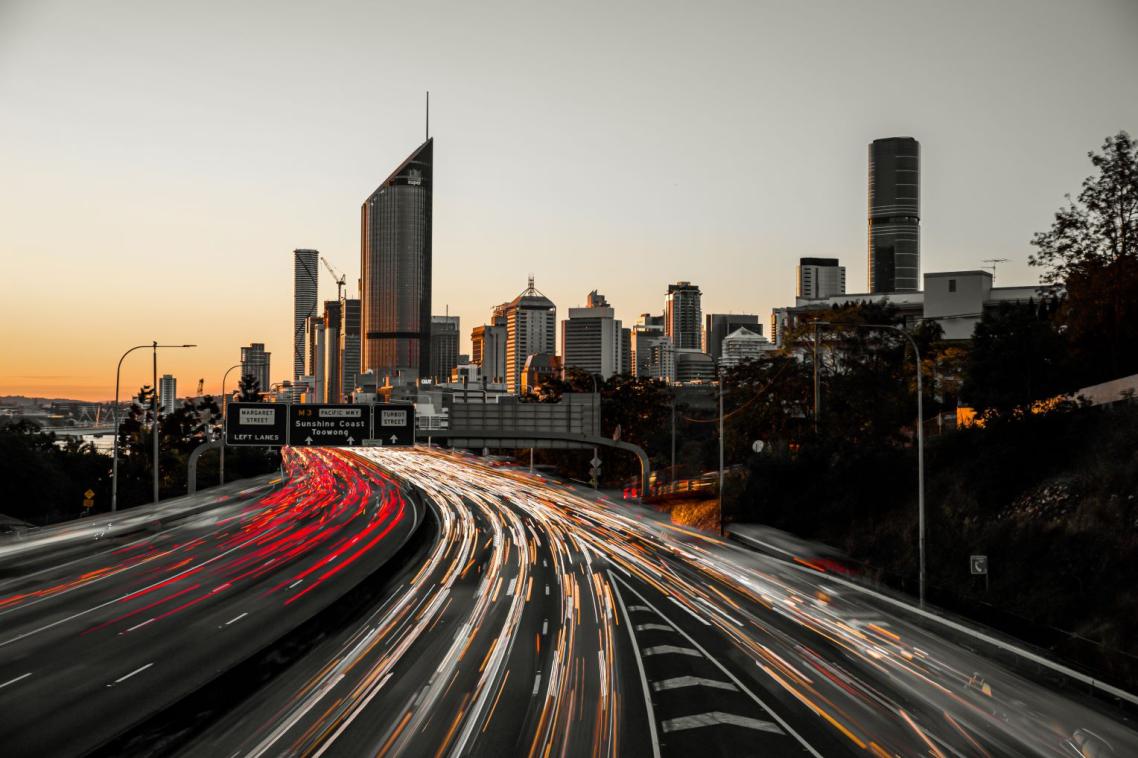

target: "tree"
[962,299,1071,417]
[237,374,262,402]
[1030,131,1138,384]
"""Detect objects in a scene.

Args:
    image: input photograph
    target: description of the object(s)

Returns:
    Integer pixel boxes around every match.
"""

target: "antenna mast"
[426,90,430,141]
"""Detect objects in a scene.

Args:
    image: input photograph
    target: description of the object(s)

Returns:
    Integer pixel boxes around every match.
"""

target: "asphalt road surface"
[0,447,421,756]
[2,446,1136,756]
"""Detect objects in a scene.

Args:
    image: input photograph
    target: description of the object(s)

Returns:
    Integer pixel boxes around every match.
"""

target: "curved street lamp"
[111,342,196,512]
[219,363,243,486]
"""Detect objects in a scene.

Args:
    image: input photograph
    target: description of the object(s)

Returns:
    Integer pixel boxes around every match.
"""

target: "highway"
[0,447,421,756]
[2,446,1136,756]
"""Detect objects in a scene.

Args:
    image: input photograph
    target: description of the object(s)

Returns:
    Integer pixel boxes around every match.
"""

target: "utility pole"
[812,321,820,434]
[152,341,159,504]
[718,374,725,537]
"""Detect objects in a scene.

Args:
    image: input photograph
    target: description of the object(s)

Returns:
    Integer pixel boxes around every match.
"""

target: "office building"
[868,137,920,293]
[797,258,847,300]
[520,353,561,395]
[310,318,326,403]
[360,138,433,383]
[240,343,271,395]
[504,278,556,394]
[646,337,675,382]
[631,313,666,378]
[561,291,623,380]
[674,349,715,383]
[158,374,177,414]
[472,322,507,384]
[620,327,631,376]
[665,282,702,350]
[293,249,319,381]
[324,301,342,402]
[341,298,361,397]
[430,315,460,382]
[719,328,776,369]
[703,313,762,364]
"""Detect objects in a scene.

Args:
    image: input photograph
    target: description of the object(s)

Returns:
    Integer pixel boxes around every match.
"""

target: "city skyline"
[2,0,1137,400]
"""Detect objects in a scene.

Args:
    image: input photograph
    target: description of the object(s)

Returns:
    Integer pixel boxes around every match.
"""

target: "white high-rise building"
[665,281,702,350]
[797,257,846,300]
[158,374,177,414]
[561,291,623,380]
[504,278,556,394]
[240,343,271,396]
[630,313,665,378]
[719,328,776,369]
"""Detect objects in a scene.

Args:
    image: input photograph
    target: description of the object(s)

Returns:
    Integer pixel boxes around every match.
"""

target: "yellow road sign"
[83,498,94,509]
[84,489,96,499]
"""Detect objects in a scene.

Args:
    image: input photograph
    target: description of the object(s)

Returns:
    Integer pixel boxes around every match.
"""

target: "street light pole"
[111,342,196,512]
[816,321,926,607]
[152,341,159,503]
[112,344,151,513]
[718,373,725,537]
[220,363,242,487]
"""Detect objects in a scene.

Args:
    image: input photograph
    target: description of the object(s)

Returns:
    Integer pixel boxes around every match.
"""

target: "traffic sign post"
[290,404,370,447]
[970,554,989,592]
[82,488,95,513]
[226,403,288,446]
[589,449,601,490]
[369,403,415,447]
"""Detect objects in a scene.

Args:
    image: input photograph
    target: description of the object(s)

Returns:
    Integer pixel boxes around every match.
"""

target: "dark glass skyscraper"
[868,137,920,293]
[360,139,433,382]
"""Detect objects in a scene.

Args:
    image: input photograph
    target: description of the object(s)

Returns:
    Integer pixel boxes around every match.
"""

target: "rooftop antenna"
[528,274,535,291]
[425,90,429,141]
[982,258,1009,280]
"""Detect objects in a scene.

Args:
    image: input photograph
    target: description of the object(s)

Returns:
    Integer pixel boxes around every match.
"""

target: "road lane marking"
[507,578,517,596]
[643,645,702,657]
[627,604,652,612]
[545,584,550,596]
[661,711,784,734]
[125,618,155,633]
[635,623,673,632]
[225,612,249,626]
[532,674,542,695]
[109,662,153,685]
[609,572,662,758]
[652,676,737,692]
[614,575,824,758]
[542,619,548,635]
[0,672,32,689]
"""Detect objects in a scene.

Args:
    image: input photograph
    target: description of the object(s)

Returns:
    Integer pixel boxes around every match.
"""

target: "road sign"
[970,555,988,575]
[752,440,765,454]
[370,403,415,446]
[82,498,94,509]
[84,489,95,500]
[290,404,370,447]
[226,403,288,446]
[590,454,602,468]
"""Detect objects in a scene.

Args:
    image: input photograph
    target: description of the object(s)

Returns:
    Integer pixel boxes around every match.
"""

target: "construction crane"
[982,258,1009,281]
[321,257,347,304]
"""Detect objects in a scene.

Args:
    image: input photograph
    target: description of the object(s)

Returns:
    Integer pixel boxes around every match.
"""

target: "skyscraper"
[311,318,326,403]
[240,343,271,395]
[631,313,665,378]
[561,291,623,379]
[504,278,556,394]
[360,138,433,383]
[703,313,762,364]
[341,298,361,398]
[159,374,177,414]
[665,281,702,350]
[293,249,319,382]
[324,301,342,403]
[430,315,460,382]
[868,137,920,293]
[797,258,847,300]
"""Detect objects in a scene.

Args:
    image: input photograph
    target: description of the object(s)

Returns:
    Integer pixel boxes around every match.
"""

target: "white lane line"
[125,618,155,633]
[532,674,542,696]
[289,580,303,589]
[542,619,548,635]
[627,604,652,612]
[635,623,673,632]
[652,676,737,692]
[225,612,249,626]
[506,578,517,596]
[661,711,784,734]
[109,662,154,686]
[608,572,662,758]
[545,584,550,596]
[614,575,824,758]
[0,672,32,690]
[643,645,702,657]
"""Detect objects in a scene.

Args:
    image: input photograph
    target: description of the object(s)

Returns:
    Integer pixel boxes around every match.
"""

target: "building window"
[948,279,956,293]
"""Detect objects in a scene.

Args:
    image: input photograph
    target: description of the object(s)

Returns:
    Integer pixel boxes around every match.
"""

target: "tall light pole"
[816,321,925,607]
[111,342,195,512]
[220,363,242,487]
[718,373,725,537]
